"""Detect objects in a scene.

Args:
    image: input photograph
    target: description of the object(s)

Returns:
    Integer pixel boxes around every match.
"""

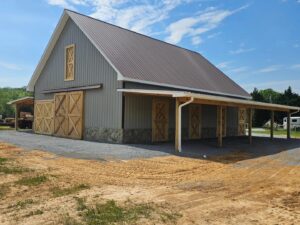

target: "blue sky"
[0,0,300,94]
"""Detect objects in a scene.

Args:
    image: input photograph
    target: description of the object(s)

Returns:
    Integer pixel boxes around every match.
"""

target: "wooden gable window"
[64,44,75,81]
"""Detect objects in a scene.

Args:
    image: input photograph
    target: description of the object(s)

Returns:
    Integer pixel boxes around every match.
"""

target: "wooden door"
[238,107,246,136]
[189,104,201,139]
[67,91,83,139]
[54,91,83,139]
[152,98,169,142]
[54,93,68,137]
[34,100,54,135]
[217,106,227,137]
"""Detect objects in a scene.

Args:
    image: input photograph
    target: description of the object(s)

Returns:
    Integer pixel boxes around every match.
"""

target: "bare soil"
[0,142,299,225]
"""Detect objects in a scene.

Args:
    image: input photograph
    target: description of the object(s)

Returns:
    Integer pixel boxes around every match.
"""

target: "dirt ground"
[0,142,299,225]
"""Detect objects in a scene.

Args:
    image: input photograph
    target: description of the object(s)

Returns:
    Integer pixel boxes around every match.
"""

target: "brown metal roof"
[48,10,251,99]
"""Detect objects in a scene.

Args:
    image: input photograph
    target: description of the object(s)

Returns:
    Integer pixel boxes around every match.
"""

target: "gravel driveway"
[1,130,300,163]
[0,130,172,160]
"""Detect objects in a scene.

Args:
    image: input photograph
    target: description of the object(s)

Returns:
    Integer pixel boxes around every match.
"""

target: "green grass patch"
[24,209,44,217]
[0,184,9,199]
[60,214,83,225]
[8,199,35,209]
[78,199,154,225]
[253,128,300,138]
[160,211,182,224]
[0,165,30,174]
[0,126,13,130]
[0,157,31,174]
[51,184,90,197]
[16,175,47,186]
[0,157,8,165]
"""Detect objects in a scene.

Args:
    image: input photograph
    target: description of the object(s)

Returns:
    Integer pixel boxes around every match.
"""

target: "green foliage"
[9,199,35,209]
[81,200,154,225]
[0,87,33,118]
[24,209,44,217]
[16,175,47,186]
[251,86,300,127]
[51,184,90,197]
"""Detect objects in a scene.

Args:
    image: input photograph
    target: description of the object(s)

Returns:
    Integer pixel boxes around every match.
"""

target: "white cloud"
[0,61,23,71]
[207,32,221,39]
[226,66,248,74]
[229,48,255,54]
[165,4,249,45]
[290,64,300,69]
[216,61,232,69]
[294,43,300,48]
[191,36,203,45]
[47,0,193,35]
[47,0,74,9]
[256,65,282,73]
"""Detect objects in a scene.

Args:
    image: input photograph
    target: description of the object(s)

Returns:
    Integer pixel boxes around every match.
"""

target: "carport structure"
[119,89,300,152]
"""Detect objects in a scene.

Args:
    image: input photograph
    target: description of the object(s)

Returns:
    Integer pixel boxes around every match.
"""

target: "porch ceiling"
[118,89,300,112]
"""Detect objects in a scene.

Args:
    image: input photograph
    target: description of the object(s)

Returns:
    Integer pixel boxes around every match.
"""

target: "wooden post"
[15,104,19,131]
[287,112,291,139]
[248,108,253,144]
[218,106,223,147]
[175,98,180,152]
[270,111,274,139]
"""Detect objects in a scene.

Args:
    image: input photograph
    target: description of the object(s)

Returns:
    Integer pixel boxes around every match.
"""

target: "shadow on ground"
[0,130,299,165]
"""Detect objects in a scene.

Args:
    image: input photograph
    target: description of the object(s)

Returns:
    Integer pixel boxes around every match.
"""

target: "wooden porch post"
[15,104,19,131]
[217,106,223,147]
[248,108,253,144]
[175,98,180,152]
[270,111,274,139]
[287,111,291,139]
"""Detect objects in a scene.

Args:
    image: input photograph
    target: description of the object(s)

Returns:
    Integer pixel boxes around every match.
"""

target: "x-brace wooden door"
[54,91,83,139]
[152,98,169,142]
[189,104,202,139]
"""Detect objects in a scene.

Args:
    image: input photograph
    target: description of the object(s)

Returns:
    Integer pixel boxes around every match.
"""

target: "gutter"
[178,97,194,152]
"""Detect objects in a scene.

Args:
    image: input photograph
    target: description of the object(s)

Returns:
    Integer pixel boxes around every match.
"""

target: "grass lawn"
[0,126,14,130]
[252,128,300,138]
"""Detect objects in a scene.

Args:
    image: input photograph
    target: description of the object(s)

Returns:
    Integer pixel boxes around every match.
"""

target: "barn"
[26,10,299,152]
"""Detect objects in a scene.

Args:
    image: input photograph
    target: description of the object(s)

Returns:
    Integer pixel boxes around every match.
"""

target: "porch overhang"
[118,89,300,152]
[118,89,300,112]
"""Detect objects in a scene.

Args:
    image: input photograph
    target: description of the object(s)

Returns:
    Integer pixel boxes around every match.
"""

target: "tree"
[0,87,33,118]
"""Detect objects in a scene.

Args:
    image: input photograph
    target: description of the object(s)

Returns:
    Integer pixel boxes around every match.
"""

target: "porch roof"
[7,97,34,106]
[118,89,300,112]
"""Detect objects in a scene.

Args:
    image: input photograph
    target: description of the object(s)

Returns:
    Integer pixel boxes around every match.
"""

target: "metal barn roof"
[28,10,250,99]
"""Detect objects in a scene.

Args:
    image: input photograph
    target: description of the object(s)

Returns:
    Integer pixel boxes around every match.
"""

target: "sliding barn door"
[54,91,83,139]
[238,107,247,136]
[67,91,83,139]
[217,106,227,137]
[152,98,169,142]
[189,104,202,139]
[34,100,54,135]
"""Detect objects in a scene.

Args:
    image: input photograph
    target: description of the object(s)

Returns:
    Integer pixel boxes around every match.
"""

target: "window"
[65,44,75,81]
[292,119,297,123]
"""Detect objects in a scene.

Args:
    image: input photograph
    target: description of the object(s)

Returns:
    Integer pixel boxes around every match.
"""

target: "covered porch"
[7,97,34,130]
[119,89,300,152]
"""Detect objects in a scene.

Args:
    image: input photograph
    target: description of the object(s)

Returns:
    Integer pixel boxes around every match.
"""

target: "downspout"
[178,97,194,152]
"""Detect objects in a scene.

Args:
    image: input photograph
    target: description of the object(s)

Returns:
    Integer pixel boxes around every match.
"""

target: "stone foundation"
[85,127,123,143]
[84,127,238,144]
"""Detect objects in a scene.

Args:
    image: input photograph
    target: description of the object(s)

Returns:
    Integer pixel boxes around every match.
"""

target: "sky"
[0,0,300,94]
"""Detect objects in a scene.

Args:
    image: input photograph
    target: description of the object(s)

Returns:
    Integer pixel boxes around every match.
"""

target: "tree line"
[251,86,300,127]
[0,87,33,118]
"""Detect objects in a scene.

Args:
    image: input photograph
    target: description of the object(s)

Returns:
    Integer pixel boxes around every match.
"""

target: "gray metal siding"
[124,94,239,137]
[35,18,122,129]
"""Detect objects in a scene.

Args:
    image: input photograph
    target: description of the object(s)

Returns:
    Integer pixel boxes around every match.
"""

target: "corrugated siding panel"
[227,107,238,129]
[35,19,122,129]
[202,105,217,128]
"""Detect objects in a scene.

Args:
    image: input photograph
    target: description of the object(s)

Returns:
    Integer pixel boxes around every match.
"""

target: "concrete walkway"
[0,130,300,164]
